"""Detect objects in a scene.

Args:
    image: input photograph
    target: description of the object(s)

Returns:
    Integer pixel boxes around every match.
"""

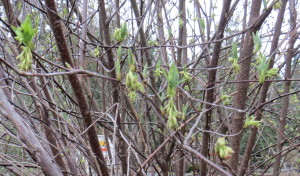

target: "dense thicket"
[0,0,299,175]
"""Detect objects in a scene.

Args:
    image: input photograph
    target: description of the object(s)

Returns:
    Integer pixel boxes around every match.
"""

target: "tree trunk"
[45,1,109,175]
[273,0,298,175]
[97,0,128,174]
[229,0,262,172]
[238,1,288,175]
[200,1,232,175]
[1,1,68,174]
[0,88,63,176]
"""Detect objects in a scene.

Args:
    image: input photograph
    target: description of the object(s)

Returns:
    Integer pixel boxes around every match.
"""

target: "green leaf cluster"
[164,63,188,129]
[163,100,187,129]
[214,137,234,160]
[256,52,278,83]
[154,60,164,79]
[125,49,144,101]
[179,18,184,28]
[11,16,37,48]
[113,23,127,42]
[165,63,180,128]
[228,43,240,73]
[200,18,205,34]
[11,15,37,71]
[92,47,100,57]
[273,0,282,10]
[165,98,179,129]
[65,62,72,69]
[243,115,261,128]
[220,93,231,106]
[167,63,181,97]
[126,71,144,101]
[127,49,136,72]
[167,28,173,40]
[148,40,158,46]
[252,32,262,53]
[142,63,148,80]
[181,103,188,120]
[179,67,192,82]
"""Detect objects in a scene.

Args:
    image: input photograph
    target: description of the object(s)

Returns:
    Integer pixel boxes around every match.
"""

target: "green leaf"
[65,62,72,69]
[168,28,173,39]
[179,18,184,28]
[232,43,238,59]
[257,53,268,83]
[166,98,179,129]
[117,46,122,59]
[179,66,192,82]
[127,49,135,71]
[252,32,261,53]
[167,113,178,129]
[154,60,164,78]
[128,91,137,101]
[221,94,231,106]
[167,63,180,97]
[125,68,144,101]
[92,47,100,57]
[256,52,277,83]
[181,103,189,119]
[11,14,38,71]
[113,22,128,42]
[215,137,226,151]
[232,61,240,73]
[16,45,33,71]
[121,22,127,39]
[215,137,234,160]
[11,15,37,48]
[244,116,261,128]
[200,18,205,34]
[273,0,282,10]
[142,63,148,79]
[228,43,240,73]
[148,40,159,46]
[266,68,278,77]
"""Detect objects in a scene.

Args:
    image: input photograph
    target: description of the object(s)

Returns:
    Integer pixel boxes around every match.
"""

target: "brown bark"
[176,1,187,175]
[193,0,211,66]
[39,76,79,176]
[161,1,177,62]
[130,1,175,175]
[200,1,232,175]
[182,144,232,176]
[129,0,155,78]
[156,0,168,64]
[1,0,19,26]
[155,3,173,174]
[115,0,121,27]
[241,0,248,43]
[273,0,298,175]
[97,0,119,123]
[238,1,288,175]
[30,78,68,175]
[177,0,187,66]
[78,0,88,69]
[44,1,109,176]
[97,0,128,174]
[229,0,262,172]
[0,88,63,176]
[69,0,98,44]
[1,1,69,174]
